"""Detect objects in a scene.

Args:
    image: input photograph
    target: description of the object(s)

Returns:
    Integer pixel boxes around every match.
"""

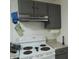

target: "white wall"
[10,0,18,12]
[10,0,19,43]
[57,0,68,45]
[10,0,68,45]
[36,0,68,45]
[10,0,59,43]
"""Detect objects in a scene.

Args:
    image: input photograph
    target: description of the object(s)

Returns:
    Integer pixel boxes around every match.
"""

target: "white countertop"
[47,39,67,50]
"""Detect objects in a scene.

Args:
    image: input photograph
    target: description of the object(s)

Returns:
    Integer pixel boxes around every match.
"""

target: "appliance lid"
[19,14,48,22]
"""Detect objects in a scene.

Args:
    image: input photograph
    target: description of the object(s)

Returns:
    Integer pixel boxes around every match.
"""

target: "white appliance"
[19,35,55,59]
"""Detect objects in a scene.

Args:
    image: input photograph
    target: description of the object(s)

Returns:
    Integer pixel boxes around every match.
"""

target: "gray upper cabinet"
[34,1,47,16]
[18,0,47,17]
[18,0,61,29]
[46,4,61,29]
[18,0,33,16]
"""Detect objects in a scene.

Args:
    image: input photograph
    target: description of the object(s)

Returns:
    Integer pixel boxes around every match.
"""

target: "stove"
[19,35,55,59]
[19,42,55,59]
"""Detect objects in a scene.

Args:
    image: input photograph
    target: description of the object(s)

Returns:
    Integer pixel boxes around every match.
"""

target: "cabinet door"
[46,4,61,29]
[55,47,68,59]
[18,0,33,16]
[34,1,48,16]
[56,53,68,59]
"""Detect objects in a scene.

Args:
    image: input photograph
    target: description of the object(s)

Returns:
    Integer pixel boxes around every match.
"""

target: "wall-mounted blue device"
[11,12,19,24]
